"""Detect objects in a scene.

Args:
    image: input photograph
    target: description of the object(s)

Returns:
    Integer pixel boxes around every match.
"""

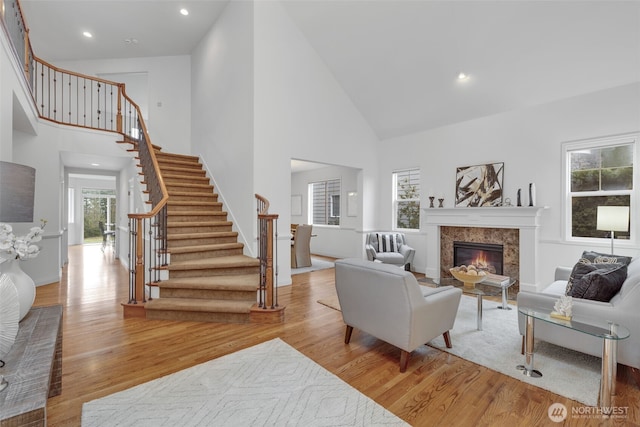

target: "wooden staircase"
[2,0,282,324]
[142,151,265,323]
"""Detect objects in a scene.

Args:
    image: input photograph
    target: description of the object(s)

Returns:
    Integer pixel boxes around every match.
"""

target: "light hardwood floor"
[36,245,639,426]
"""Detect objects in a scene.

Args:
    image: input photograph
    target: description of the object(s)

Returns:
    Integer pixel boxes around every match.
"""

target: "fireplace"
[438,226,518,283]
[424,206,547,292]
[453,241,504,275]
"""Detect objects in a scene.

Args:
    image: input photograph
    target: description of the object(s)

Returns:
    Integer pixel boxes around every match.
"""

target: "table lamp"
[596,206,629,254]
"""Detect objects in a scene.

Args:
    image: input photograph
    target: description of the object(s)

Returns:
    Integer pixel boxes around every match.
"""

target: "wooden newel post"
[24,30,29,75]
[116,84,123,133]
[265,217,274,308]
[135,217,145,302]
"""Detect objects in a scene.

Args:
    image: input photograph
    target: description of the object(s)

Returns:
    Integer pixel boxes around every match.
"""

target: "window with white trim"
[309,179,341,226]
[393,168,420,230]
[564,134,636,243]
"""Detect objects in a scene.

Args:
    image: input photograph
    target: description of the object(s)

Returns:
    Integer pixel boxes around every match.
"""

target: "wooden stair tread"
[155,152,200,162]
[165,212,227,219]
[167,190,217,197]
[163,173,209,179]
[167,220,232,227]
[158,164,204,171]
[157,274,258,291]
[169,255,260,270]
[169,243,243,254]
[145,298,254,313]
[167,200,222,207]
[168,231,237,240]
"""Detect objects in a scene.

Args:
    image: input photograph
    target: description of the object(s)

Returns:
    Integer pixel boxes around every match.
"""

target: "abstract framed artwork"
[455,162,504,207]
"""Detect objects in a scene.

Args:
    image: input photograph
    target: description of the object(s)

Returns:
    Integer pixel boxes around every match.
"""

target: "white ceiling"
[20,1,229,61]
[282,0,640,139]
[20,0,640,149]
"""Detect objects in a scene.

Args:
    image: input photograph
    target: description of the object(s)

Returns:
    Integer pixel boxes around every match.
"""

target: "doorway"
[83,188,116,244]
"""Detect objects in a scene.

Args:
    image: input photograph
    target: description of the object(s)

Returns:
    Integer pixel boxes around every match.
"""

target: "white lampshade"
[596,206,630,232]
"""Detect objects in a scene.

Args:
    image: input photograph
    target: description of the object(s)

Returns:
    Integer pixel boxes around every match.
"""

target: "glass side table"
[430,278,504,331]
[517,307,630,409]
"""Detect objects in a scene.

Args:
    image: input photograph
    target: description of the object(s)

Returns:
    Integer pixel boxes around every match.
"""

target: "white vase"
[0,258,36,321]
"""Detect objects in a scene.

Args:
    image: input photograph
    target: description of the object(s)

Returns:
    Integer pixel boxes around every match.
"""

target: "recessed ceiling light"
[83,31,93,38]
[457,72,469,81]
[180,8,189,16]
[124,38,138,44]
[91,163,100,166]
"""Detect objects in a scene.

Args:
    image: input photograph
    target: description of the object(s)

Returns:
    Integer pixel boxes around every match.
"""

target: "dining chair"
[291,224,312,268]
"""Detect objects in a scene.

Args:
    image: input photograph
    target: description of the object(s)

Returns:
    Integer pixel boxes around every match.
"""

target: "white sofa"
[335,258,462,372]
[517,256,640,370]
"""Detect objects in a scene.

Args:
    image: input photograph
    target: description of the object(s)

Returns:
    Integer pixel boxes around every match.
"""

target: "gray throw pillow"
[564,251,631,296]
[565,262,620,295]
[568,264,628,302]
[580,250,632,266]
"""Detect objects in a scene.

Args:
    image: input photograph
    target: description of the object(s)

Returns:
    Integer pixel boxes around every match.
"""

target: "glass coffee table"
[428,277,516,331]
[517,307,630,409]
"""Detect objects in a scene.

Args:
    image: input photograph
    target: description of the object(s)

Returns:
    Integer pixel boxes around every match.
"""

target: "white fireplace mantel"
[423,206,549,292]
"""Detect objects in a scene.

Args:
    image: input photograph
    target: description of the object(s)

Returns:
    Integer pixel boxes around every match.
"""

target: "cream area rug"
[429,295,601,406]
[82,338,408,427]
[318,293,601,407]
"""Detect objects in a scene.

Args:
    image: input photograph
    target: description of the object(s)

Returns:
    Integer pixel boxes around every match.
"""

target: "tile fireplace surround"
[423,207,547,293]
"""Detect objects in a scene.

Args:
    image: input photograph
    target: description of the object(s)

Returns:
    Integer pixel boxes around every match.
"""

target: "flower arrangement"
[0,220,47,261]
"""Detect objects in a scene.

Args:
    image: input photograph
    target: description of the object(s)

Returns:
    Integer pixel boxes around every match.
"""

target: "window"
[564,134,636,242]
[393,169,420,230]
[309,179,341,226]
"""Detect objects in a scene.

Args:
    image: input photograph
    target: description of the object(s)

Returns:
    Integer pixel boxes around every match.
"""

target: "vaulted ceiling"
[21,0,640,142]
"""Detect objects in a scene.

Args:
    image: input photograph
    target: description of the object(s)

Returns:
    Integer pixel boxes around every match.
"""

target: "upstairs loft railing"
[1,0,169,312]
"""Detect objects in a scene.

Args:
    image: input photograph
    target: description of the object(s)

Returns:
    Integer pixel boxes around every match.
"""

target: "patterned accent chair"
[365,232,415,271]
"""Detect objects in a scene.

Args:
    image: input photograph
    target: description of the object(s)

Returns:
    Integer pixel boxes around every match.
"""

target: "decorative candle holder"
[429,196,435,208]
[438,198,444,208]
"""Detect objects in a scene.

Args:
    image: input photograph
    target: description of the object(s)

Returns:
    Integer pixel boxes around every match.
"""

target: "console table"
[0,305,63,426]
[517,307,629,409]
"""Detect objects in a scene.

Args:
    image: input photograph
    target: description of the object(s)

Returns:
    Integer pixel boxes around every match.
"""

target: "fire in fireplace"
[453,241,504,275]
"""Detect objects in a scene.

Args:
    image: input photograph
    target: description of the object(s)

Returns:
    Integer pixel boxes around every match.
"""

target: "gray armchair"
[335,258,462,372]
[365,232,415,271]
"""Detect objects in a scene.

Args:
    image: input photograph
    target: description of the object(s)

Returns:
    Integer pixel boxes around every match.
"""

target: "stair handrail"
[1,0,169,311]
[0,0,33,86]
[255,194,279,309]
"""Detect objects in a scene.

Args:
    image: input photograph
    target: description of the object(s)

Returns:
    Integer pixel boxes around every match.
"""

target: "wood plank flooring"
[35,245,639,426]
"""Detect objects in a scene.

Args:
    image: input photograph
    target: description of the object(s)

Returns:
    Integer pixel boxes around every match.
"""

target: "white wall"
[378,82,640,285]
[191,1,380,284]
[54,56,191,155]
[191,0,255,257]
[253,1,380,283]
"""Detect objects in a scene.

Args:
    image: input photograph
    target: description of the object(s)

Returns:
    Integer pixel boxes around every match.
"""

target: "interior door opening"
[83,188,116,245]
